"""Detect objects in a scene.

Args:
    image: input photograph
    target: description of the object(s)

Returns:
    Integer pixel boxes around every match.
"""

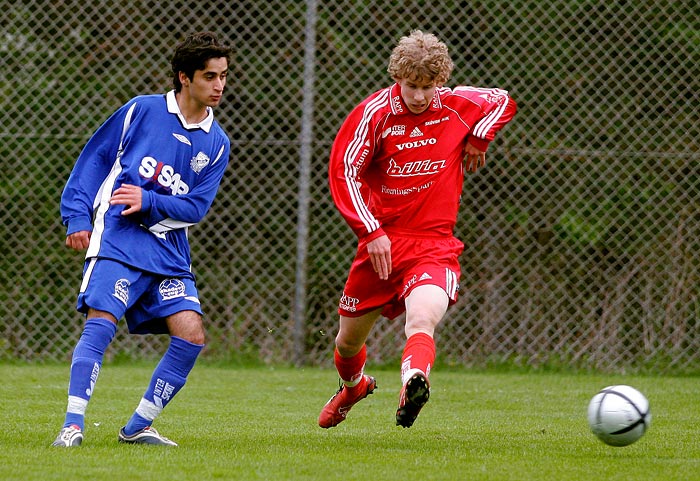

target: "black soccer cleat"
[396,371,430,428]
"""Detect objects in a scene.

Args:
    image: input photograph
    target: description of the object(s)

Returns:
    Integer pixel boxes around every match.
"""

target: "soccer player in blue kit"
[52,32,232,447]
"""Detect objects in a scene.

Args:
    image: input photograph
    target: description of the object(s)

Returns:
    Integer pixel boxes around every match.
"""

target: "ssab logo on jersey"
[139,157,190,195]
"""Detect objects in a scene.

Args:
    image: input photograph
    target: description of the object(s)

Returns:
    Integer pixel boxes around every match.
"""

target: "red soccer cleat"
[318,375,377,428]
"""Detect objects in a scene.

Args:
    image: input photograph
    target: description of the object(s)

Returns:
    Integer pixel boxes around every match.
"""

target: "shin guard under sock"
[401,332,436,385]
[334,344,367,388]
[64,317,117,429]
[123,336,203,435]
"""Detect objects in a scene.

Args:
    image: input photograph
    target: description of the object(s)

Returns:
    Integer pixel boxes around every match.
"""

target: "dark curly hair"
[171,32,232,92]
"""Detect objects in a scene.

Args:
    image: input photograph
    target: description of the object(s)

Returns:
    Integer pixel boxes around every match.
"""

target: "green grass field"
[1,364,698,481]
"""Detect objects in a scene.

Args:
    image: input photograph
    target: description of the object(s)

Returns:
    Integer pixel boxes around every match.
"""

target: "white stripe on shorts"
[445,268,458,301]
[79,257,98,294]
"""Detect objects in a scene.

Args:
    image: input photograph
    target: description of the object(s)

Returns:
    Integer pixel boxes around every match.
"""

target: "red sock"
[401,333,436,383]
[334,344,366,387]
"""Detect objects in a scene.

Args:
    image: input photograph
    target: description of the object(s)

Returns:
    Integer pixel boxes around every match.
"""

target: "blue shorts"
[77,258,203,334]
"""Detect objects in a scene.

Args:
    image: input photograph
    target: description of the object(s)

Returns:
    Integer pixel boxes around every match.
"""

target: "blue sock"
[123,336,203,435]
[64,317,117,430]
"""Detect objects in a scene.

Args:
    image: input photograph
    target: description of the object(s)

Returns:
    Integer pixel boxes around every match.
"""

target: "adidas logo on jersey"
[409,126,424,137]
[419,272,433,281]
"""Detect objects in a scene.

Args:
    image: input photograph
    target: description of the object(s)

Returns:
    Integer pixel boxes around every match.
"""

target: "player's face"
[398,77,437,114]
[188,57,229,108]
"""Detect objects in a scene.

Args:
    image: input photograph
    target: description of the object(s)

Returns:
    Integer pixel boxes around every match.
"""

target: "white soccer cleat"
[118,426,178,446]
[52,424,83,447]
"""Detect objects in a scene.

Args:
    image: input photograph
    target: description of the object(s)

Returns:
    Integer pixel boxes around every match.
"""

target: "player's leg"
[335,309,381,385]
[336,308,380,369]
[319,242,394,428]
[403,284,447,377]
[53,259,133,447]
[53,310,117,447]
[395,235,462,428]
[396,284,449,428]
[119,301,205,446]
[319,309,381,428]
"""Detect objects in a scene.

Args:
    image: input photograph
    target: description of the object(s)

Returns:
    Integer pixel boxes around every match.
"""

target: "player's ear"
[179,71,190,88]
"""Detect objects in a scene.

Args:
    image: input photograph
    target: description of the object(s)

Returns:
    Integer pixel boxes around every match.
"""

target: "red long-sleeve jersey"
[329,83,516,241]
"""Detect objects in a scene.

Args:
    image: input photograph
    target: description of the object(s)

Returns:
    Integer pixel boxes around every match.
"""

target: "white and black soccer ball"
[587,385,651,447]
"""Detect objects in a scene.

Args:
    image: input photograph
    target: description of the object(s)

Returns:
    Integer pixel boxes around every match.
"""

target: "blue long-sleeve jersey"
[60,90,231,277]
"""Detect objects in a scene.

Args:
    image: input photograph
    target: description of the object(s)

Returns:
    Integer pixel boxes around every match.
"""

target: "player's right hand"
[366,234,392,280]
[65,230,91,250]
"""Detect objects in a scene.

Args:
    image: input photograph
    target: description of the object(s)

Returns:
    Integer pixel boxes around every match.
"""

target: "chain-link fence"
[1,1,698,373]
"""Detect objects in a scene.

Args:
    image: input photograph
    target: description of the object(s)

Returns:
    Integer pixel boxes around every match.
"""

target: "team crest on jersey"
[113,278,130,306]
[190,151,210,173]
[159,279,186,301]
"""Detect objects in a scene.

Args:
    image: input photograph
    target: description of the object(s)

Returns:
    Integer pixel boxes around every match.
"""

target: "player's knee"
[171,327,205,345]
[186,329,206,345]
[405,316,439,338]
[167,311,206,345]
[184,321,206,345]
[335,336,363,357]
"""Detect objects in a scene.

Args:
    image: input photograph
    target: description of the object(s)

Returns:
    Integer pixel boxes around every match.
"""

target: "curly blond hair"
[387,30,454,85]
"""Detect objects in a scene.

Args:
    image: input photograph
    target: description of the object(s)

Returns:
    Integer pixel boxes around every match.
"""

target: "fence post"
[293,0,318,366]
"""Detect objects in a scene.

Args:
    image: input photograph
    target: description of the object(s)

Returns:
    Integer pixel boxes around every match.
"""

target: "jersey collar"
[166,90,214,132]
[389,83,443,115]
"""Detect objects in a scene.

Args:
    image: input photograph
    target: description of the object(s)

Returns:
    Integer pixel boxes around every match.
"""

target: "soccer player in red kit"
[319,30,517,428]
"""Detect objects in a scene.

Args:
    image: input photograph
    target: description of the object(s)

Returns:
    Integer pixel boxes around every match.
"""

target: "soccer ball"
[587,385,651,447]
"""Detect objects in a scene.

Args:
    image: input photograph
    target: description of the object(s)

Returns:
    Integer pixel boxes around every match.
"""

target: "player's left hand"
[110,184,143,215]
[65,230,91,250]
[463,143,486,172]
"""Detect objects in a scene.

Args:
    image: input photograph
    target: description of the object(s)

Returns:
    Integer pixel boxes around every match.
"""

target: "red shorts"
[338,234,464,319]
